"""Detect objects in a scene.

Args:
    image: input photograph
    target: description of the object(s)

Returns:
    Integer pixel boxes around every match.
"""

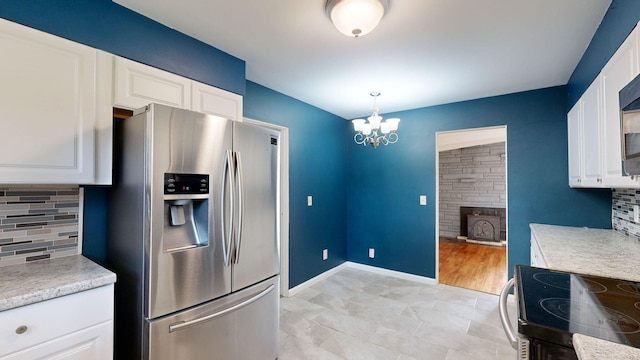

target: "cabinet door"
[601,26,640,187]
[0,285,113,359]
[0,19,105,184]
[581,78,604,187]
[567,102,583,187]
[114,56,191,110]
[192,81,243,121]
[1,321,113,360]
[95,51,114,185]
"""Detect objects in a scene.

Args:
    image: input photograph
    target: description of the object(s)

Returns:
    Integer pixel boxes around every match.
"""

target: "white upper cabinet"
[0,18,112,184]
[581,78,604,187]
[114,56,243,121]
[192,80,243,121]
[567,78,605,188]
[568,22,640,188]
[567,102,583,187]
[114,56,191,110]
[601,26,640,187]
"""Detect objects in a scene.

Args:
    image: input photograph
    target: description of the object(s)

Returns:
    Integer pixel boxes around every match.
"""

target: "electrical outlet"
[307,196,313,207]
[368,248,375,258]
[635,205,639,223]
[322,249,328,260]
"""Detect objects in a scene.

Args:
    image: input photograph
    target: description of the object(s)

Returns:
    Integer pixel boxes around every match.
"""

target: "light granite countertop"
[574,334,640,360]
[530,224,640,359]
[529,223,640,282]
[0,255,116,312]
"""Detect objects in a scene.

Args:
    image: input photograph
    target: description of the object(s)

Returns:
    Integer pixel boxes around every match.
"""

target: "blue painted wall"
[567,0,640,109]
[0,2,618,285]
[0,0,245,95]
[347,86,612,279]
[0,0,245,264]
[244,81,349,288]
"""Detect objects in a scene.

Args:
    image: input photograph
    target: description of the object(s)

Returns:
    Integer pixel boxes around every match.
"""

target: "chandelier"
[352,92,400,148]
[325,0,390,38]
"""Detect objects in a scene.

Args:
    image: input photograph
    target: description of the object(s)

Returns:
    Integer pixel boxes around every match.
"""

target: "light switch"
[419,195,427,206]
[307,195,313,207]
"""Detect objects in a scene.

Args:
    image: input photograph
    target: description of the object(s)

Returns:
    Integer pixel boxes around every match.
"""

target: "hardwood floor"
[439,239,507,295]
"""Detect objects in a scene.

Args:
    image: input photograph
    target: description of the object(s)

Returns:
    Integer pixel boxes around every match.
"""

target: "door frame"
[243,117,290,297]
[435,125,508,285]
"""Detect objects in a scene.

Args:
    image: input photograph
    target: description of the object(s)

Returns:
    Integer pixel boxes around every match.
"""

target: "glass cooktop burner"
[539,297,640,334]
[618,283,640,296]
[533,272,607,293]
[516,265,640,349]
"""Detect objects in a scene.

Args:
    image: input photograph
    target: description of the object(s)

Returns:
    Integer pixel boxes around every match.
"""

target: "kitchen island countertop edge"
[529,223,640,282]
[0,255,116,312]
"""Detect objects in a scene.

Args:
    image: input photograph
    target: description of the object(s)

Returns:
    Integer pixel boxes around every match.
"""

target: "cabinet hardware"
[15,325,27,334]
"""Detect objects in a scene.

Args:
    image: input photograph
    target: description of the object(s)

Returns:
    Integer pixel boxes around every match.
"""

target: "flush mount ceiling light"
[325,0,390,38]
[352,91,399,148]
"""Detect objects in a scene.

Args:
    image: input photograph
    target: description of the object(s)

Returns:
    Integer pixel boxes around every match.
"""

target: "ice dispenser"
[163,173,210,251]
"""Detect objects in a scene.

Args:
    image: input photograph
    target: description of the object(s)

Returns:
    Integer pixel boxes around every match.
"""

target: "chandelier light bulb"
[386,118,400,131]
[352,119,366,131]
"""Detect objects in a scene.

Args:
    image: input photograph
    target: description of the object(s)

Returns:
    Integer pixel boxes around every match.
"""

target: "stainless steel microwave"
[620,73,640,175]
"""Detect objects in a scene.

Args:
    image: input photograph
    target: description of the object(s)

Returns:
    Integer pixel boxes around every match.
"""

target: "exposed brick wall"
[439,142,506,238]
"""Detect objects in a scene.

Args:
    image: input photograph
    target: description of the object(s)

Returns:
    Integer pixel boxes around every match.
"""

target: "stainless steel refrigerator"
[107,103,280,360]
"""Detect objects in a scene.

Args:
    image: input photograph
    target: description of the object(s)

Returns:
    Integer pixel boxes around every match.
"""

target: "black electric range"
[515,265,640,358]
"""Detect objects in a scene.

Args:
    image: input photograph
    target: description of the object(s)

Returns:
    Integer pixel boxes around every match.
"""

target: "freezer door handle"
[221,150,234,267]
[233,151,244,264]
[499,278,518,349]
[168,284,275,333]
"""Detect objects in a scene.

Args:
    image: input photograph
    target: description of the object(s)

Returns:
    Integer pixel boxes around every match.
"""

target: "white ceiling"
[113,0,611,119]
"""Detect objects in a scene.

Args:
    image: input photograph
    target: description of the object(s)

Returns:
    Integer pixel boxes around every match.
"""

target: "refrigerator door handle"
[499,278,518,350]
[221,150,234,267]
[233,151,244,264]
[168,284,275,333]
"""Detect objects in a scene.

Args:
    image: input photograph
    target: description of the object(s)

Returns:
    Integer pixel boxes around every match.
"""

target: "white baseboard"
[345,262,438,285]
[287,262,349,297]
[285,261,437,297]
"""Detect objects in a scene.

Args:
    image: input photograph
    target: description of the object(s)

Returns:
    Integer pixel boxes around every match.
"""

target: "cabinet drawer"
[0,285,113,356]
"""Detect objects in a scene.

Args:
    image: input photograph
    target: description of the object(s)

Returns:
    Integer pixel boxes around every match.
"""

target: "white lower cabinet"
[0,18,112,185]
[0,285,114,360]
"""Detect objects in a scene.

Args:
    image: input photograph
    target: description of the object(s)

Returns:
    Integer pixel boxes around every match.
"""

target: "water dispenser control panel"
[164,173,209,194]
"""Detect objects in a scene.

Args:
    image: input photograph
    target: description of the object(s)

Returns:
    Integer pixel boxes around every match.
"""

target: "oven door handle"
[499,278,518,350]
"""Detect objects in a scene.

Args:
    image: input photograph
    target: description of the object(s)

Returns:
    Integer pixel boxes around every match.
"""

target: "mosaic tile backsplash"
[612,188,640,237]
[0,186,80,267]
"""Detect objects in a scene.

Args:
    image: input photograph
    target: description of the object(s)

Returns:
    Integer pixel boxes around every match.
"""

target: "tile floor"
[279,267,517,360]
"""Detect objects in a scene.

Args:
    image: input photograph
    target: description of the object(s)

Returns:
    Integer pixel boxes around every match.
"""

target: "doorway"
[435,126,507,295]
